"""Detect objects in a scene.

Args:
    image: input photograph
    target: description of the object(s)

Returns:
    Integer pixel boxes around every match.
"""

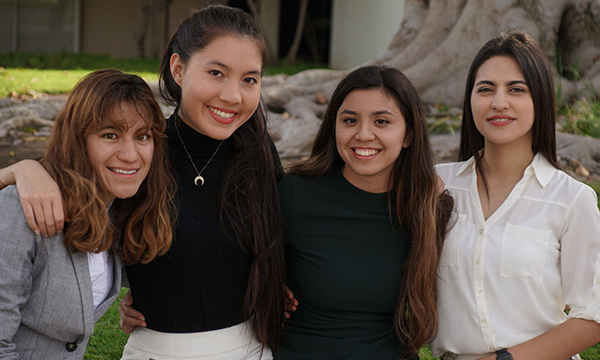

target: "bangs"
[85,98,155,136]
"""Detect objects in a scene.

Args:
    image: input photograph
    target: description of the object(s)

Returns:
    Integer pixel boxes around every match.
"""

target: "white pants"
[120,320,273,360]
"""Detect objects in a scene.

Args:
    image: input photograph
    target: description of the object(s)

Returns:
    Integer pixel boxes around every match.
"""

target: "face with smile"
[336,88,410,193]
[471,55,535,152]
[85,102,154,204]
[170,34,263,140]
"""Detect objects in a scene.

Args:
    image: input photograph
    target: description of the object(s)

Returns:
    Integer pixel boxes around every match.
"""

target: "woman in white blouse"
[431,30,600,360]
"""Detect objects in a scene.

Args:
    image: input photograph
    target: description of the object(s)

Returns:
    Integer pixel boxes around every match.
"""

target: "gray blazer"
[0,186,121,360]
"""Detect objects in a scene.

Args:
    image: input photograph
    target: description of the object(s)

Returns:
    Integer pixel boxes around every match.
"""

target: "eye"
[342,118,357,124]
[476,87,493,93]
[136,133,151,141]
[209,70,223,78]
[509,87,526,93]
[243,77,258,85]
[374,119,390,125]
[101,133,118,140]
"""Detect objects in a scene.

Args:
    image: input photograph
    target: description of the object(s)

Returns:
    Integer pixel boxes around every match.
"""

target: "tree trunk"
[265,0,600,158]
[285,0,309,66]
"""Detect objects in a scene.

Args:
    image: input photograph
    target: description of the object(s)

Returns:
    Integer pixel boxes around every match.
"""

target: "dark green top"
[278,171,413,360]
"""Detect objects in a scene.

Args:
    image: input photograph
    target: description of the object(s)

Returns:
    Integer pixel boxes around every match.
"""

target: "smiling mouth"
[207,105,236,119]
[109,168,138,175]
[353,148,380,156]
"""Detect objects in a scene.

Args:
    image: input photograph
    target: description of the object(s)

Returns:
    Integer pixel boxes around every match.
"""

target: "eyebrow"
[339,109,394,116]
[207,60,261,76]
[475,80,528,86]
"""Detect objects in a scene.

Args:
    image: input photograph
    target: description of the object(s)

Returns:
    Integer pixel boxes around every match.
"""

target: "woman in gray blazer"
[0,69,174,360]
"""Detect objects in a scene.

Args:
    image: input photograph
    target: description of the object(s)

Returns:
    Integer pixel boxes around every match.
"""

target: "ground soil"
[0,137,48,168]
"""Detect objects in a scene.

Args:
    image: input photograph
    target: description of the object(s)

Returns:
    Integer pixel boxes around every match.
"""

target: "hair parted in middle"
[289,65,454,356]
[460,29,558,167]
[41,68,175,265]
[157,5,285,350]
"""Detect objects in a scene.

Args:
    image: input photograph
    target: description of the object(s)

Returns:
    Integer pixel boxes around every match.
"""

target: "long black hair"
[158,5,284,349]
[289,65,454,356]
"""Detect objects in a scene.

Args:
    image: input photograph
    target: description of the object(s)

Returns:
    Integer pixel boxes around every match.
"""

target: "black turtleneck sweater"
[124,113,253,332]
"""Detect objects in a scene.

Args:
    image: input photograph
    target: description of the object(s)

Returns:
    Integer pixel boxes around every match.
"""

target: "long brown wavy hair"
[288,65,454,356]
[158,5,285,349]
[460,30,559,192]
[41,69,175,265]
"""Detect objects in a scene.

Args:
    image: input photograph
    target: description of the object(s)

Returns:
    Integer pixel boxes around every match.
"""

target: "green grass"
[83,288,129,360]
[0,52,325,98]
[0,67,159,98]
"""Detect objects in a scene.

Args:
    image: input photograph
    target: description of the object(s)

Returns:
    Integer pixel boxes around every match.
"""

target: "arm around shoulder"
[0,159,65,237]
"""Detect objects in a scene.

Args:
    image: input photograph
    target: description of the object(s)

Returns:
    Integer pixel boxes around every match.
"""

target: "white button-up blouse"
[430,154,600,359]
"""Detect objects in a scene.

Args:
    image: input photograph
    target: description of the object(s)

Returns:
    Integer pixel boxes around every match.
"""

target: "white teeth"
[208,106,235,119]
[354,148,379,156]
[491,118,511,122]
[110,168,137,175]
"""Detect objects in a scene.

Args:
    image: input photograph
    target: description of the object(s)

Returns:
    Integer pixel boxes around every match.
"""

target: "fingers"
[118,291,146,333]
[13,159,64,237]
[284,286,299,319]
[21,202,40,236]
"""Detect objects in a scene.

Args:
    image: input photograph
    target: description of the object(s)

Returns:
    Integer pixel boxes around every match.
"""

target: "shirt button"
[475,259,481,265]
[479,229,483,235]
[481,318,487,323]
[66,342,78,352]
[489,346,495,351]
[477,288,483,293]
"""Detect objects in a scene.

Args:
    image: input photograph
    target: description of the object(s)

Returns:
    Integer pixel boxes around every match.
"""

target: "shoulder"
[544,170,597,208]
[435,161,469,185]
[0,186,29,229]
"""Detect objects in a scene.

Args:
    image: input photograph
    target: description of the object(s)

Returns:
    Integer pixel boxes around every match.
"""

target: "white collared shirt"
[430,154,600,358]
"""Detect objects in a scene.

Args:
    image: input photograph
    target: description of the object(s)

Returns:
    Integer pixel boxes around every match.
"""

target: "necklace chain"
[174,120,223,186]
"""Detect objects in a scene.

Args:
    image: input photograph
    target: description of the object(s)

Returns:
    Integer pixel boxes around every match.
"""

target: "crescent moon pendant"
[194,175,205,186]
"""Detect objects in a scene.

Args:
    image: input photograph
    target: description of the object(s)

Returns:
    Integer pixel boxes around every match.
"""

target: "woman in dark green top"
[279,66,454,359]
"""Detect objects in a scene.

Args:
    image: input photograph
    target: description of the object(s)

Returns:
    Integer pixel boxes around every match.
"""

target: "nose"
[117,137,139,162]
[354,123,375,141]
[218,80,242,105]
[491,92,509,111]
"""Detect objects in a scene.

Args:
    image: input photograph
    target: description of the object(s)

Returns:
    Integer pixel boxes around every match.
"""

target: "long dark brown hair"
[460,30,559,178]
[158,5,284,349]
[289,65,454,356]
[41,69,175,265]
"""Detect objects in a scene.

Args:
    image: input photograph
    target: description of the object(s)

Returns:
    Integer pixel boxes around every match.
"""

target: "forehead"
[102,102,151,130]
[338,88,400,114]
[475,56,525,80]
[191,34,263,71]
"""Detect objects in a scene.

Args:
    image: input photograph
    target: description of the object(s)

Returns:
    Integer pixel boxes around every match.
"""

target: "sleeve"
[561,185,600,323]
[0,186,37,359]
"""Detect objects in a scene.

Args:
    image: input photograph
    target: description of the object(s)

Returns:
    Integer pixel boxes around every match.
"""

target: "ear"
[170,53,184,86]
[402,128,413,148]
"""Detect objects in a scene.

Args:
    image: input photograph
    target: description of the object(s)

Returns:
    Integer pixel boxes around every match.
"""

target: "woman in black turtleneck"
[3,5,285,360]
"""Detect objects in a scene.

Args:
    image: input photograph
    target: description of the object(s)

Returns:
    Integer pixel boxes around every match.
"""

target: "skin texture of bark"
[265,0,600,158]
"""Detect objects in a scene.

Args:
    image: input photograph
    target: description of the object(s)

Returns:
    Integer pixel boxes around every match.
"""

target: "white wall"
[330,0,405,69]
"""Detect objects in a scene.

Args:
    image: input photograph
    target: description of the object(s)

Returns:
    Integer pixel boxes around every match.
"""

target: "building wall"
[330,0,405,69]
[80,0,225,58]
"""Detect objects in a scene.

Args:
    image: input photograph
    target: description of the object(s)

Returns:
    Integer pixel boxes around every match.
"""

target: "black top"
[278,172,414,359]
[124,113,252,333]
